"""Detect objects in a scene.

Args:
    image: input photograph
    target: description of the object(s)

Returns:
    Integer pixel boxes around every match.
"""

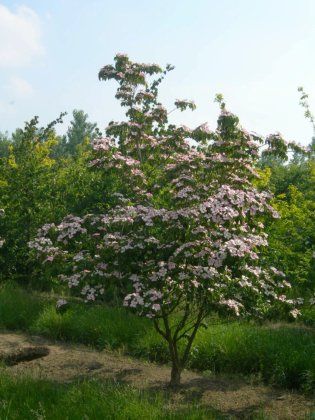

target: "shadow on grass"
[145,373,313,420]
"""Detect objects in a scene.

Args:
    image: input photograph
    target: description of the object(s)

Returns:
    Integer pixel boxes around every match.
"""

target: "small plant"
[55,298,68,314]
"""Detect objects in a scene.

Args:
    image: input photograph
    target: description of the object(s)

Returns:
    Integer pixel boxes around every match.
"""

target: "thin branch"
[173,302,190,341]
[175,312,207,342]
[181,308,204,366]
[153,318,167,339]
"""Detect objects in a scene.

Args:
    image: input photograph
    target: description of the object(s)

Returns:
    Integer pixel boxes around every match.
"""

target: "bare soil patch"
[0,345,49,365]
[0,332,314,419]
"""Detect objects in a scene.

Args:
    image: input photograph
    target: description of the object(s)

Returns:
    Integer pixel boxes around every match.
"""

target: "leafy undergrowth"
[0,373,221,420]
[1,283,314,392]
[0,283,44,330]
[302,306,315,327]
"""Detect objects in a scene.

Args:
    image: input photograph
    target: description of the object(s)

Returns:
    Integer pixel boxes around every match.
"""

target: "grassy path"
[0,331,314,419]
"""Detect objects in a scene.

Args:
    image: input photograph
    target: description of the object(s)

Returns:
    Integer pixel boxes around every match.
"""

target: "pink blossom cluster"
[56,298,68,309]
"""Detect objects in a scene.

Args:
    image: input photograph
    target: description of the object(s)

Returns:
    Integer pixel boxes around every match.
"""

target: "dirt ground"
[0,332,314,419]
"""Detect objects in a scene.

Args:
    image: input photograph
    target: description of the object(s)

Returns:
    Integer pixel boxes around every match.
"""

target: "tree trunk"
[169,364,181,387]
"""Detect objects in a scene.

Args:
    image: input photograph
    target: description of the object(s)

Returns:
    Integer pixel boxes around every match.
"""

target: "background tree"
[266,186,314,292]
[298,86,315,151]
[0,113,116,286]
[54,109,101,157]
[0,116,65,283]
[258,88,315,296]
[0,132,11,158]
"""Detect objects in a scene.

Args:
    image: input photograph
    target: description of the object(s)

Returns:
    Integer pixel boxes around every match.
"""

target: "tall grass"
[31,304,152,350]
[0,282,44,330]
[0,283,314,392]
[189,323,315,392]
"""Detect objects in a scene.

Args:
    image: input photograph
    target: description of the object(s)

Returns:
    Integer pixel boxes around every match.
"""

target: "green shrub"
[301,307,315,327]
[0,283,44,330]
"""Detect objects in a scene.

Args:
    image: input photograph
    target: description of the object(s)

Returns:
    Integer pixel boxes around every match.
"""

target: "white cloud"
[0,4,44,68]
[8,76,33,97]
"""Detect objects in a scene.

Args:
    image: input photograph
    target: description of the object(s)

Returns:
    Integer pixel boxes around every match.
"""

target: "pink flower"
[56,299,68,309]
[289,309,301,319]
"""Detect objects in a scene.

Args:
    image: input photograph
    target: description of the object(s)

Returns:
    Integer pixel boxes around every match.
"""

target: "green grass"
[189,323,315,392]
[0,373,221,420]
[0,283,314,392]
[31,303,152,350]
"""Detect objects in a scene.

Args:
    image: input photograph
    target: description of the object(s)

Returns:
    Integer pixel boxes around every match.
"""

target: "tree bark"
[169,363,181,387]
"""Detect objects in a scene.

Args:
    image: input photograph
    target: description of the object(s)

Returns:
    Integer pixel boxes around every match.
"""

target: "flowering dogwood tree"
[30,54,302,386]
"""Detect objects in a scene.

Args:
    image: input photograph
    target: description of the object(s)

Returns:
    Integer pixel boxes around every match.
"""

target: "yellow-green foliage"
[266,185,314,290]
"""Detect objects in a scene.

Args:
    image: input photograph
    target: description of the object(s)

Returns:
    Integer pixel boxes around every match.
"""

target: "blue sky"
[0,0,314,145]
